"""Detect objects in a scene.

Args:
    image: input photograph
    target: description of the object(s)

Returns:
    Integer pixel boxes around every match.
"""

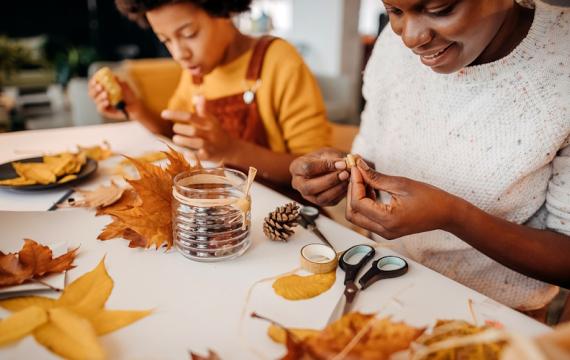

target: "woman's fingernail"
[338,171,349,181]
[357,158,369,170]
[161,110,173,118]
[335,161,346,170]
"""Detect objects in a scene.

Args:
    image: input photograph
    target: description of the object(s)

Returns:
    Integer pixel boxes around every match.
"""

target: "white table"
[0,122,550,359]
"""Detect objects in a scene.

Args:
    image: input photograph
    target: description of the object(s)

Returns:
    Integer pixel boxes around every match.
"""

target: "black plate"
[0,157,98,191]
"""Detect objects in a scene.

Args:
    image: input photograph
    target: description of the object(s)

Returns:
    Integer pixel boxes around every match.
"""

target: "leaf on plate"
[0,239,77,288]
[97,147,200,249]
[0,152,86,186]
[258,312,425,360]
[411,320,508,360]
[63,182,125,209]
[272,272,336,300]
[78,141,113,161]
[0,306,47,346]
[0,258,151,358]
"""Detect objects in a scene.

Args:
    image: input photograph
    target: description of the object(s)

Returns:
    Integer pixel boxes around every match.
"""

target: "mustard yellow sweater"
[167,39,331,154]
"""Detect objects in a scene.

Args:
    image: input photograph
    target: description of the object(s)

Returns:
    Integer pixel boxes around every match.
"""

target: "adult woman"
[290,0,570,318]
[90,0,330,185]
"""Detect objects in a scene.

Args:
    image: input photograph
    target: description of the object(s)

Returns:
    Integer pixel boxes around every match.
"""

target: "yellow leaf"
[58,259,113,316]
[34,308,105,360]
[57,174,78,184]
[0,176,37,186]
[79,141,113,161]
[0,306,47,346]
[273,271,336,300]
[0,296,56,312]
[13,162,56,184]
[89,309,152,335]
[267,324,318,344]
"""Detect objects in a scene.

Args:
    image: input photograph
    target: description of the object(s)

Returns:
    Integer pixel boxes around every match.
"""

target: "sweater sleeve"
[273,61,331,154]
[544,139,570,236]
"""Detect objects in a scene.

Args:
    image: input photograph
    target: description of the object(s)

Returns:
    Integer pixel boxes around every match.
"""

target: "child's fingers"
[161,110,191,123]
[172,134,204,151]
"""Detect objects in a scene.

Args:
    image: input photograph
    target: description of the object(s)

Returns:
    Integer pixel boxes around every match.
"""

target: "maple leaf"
[0,258,151,359]
[0,239,77,288]
[257,312,425,360]
[96,147,199,249]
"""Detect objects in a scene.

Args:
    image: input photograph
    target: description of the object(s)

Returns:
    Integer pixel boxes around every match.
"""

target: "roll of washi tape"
[300,243,338,274]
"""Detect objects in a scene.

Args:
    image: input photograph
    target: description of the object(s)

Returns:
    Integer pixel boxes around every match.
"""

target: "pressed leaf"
[89,309,152,335]
[0,296,56,312]
[190,349,222,360]
[273,272,336,300]
[57,259,113,316]
[0,239,77,288]
[64,182,125,209]
[34,308,105,360]
[78,142,113,161]
[0,306,47,346]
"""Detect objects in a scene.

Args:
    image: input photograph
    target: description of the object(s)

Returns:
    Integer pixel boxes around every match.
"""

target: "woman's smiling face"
[383,0,513,73]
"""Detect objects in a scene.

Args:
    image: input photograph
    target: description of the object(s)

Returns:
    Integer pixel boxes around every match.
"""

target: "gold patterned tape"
[300,243,338,274]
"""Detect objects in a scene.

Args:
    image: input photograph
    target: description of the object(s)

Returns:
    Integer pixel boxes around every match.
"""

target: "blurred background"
[0,0,388,132]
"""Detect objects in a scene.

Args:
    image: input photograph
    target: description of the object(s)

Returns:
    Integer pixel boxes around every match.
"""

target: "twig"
[31,278,62,292]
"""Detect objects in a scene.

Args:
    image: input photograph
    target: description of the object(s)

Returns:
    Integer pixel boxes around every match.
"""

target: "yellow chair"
[123,58,182,117]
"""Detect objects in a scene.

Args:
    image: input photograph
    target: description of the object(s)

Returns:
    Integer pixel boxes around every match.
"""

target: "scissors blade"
[326,292,346,325]
[326,282,358,325]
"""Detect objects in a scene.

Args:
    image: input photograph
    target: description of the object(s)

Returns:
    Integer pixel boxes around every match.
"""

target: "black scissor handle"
[358,255,408,290]
[339,244,375,285]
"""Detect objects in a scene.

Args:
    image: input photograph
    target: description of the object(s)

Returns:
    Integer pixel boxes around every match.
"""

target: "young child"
[89,0,330,185]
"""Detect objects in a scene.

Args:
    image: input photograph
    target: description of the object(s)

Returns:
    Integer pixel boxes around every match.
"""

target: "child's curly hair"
[115,0,252,27]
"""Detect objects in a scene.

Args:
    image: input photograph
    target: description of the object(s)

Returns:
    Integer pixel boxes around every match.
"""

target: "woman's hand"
[163,108,233,162]
[88,76,140,120]
[289,148,350,206]
[347,159,465,239]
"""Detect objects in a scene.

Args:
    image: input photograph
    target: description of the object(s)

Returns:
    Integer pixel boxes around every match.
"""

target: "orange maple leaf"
[97,147,198,249]
[259,312,425,360]
[0,239,77,288]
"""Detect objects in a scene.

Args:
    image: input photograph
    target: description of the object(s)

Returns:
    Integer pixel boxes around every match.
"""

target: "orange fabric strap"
[246,35,277,81]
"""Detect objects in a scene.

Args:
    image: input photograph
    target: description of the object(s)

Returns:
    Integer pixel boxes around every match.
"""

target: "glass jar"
[172,168,251,262]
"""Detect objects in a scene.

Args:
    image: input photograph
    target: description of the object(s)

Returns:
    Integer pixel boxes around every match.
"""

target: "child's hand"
[163,106,233,162]
[88,76,140,120]
[346,159,464,239]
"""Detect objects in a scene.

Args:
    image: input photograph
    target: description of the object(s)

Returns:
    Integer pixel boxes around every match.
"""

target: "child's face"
[383,0,513,74]
[147,2,234,76]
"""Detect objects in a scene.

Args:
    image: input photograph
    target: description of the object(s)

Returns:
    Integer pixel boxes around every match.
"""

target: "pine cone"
[263,202,300,242]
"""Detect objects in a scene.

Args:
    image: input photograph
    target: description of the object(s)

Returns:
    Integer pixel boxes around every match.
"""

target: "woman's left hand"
[347,159,465,239]
[162,104,233,162]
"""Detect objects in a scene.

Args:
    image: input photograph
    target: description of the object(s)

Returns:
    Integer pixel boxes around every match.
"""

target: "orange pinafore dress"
[191,36,276,148]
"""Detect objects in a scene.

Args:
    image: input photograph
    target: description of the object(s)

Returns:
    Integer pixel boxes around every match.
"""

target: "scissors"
[327,244,408,324]
[298,206,336,251]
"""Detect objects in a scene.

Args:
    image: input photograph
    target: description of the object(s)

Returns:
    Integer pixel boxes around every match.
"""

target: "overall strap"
[245,35,277,81]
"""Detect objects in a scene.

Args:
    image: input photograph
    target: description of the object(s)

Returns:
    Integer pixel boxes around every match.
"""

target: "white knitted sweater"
[353,1,570,310]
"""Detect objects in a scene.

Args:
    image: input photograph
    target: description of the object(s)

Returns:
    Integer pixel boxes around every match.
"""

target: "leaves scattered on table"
[272,271,336,300]
[0,258,151,359]
[411,320,507,360]
[62,182,125,209]
[97,147,200,249]
[78,141,114,161]
[0,239,77,288]
[257,312,425,360]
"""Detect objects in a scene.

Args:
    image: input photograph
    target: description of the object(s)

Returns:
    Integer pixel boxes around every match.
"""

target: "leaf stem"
[31,278,62,292]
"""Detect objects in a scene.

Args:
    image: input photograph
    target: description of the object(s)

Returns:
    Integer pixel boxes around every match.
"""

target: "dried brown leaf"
[264,312,424,360]
[189,349,222,360]
[0,239,77,288]
[63,182,124,209]
[96,147,200,249]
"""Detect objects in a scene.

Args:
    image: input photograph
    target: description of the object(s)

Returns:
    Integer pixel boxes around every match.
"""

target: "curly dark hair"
[115,0,252,27]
